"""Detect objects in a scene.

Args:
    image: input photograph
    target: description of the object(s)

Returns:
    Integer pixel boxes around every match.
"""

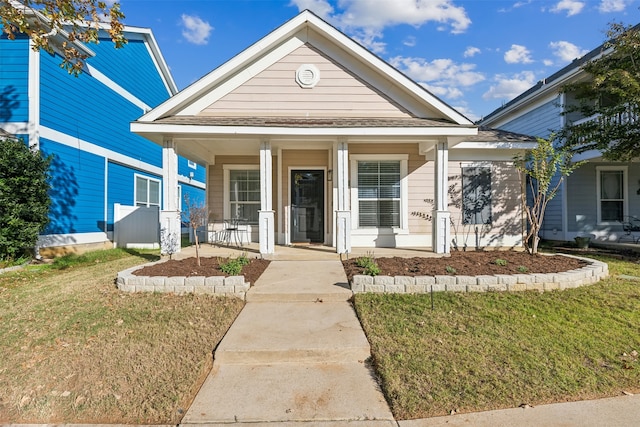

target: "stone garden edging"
[350,254,609,294]
[116,261,250,299]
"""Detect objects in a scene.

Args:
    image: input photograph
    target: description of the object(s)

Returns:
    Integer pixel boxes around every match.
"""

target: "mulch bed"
[342,251,589,283]
[132,257,271,285]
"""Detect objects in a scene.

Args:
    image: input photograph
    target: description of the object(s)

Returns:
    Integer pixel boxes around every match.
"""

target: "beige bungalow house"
[131,10,536,256]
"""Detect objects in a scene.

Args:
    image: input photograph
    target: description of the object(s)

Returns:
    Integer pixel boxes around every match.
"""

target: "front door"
[291,170,324,243]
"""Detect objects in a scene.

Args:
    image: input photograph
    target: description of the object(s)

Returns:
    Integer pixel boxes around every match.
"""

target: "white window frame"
[596,166,628,224]
[223,164,260,224]
[187,160,197,169]
[350,154,408,233]
[134,174,161,208]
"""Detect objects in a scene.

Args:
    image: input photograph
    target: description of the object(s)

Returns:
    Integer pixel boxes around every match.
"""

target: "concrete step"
[248,260,353,303]
[181,362,395,425]
[214,302,371,365]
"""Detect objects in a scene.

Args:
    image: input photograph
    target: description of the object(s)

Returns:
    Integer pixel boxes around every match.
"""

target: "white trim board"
[86,64,151,112]
[38,231,109,247]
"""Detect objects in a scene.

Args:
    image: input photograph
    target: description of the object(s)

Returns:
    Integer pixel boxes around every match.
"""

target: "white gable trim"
[138,10,471,125]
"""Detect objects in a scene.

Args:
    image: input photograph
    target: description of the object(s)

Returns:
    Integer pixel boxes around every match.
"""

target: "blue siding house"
[1,23,206,253]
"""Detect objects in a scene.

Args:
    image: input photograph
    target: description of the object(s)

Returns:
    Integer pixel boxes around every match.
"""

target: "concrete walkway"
[178,251,640,427]
[181,260,395,426]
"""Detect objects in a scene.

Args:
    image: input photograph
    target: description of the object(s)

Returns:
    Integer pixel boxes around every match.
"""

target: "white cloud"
[543,59,554,66]
[464,46,481,57]
[483,71,537,100]
[291,0,472,53]
[504,44,533,64]
[550,0,585,16]
[181,14,213,45]
[290,0,335,18]
[390,56,485,100]
[403,36,417,47]
[598,0,630,12]
[451,102,479,122]
[549,40,589,62]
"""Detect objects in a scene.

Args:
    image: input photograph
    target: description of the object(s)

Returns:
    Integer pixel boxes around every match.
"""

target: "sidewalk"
[181,260,395,426]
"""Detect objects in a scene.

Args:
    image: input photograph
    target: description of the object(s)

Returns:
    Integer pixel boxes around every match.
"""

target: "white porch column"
[432,141,450,254]
[259,139,275,255]
[161,137,181,254]
[335,139,351,254]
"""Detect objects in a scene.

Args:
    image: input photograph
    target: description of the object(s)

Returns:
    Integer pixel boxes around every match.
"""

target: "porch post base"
[259,210,275,255]
[336,210,351,254]
[432,210,451,254]
[160,210,181,254]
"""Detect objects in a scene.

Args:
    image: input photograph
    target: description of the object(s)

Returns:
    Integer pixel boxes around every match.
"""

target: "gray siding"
[567,162,640,238]
[499,97,562,139]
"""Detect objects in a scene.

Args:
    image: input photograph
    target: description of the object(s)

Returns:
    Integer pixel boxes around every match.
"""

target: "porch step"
[214,301,371,365]
[247,260,353,302]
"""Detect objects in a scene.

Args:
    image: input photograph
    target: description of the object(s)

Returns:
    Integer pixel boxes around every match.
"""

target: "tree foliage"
[0,0,126,75]
[514,137,584,255]
[0,136,51,260]
[560,22,640,161]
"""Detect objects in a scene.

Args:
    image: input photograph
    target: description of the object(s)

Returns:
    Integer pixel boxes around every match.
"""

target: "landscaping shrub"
[0,136,51,261]
[356,253,381,276]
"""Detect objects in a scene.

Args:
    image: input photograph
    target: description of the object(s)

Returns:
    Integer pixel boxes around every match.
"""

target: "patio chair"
[220,218,248,247]
[207,221,226,246]
[618,216,640,244]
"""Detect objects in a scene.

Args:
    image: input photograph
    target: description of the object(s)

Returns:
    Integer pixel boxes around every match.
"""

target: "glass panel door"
[291,170,324,243]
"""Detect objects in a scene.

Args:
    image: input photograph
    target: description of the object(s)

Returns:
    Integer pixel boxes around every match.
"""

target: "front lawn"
[354,253,640,420]
[0,249,244,424]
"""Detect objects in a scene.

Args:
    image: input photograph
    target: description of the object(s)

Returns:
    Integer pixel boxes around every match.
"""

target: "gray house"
[480,35,640,244]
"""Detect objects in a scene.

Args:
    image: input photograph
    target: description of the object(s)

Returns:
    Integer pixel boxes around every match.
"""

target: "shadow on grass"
[123,248,161,262]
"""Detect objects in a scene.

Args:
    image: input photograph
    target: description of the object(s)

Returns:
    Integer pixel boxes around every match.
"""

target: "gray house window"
[462,166,492,225]
[599,169,624,222]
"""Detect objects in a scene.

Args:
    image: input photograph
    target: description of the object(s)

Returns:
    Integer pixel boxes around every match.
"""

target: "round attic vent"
[295,64,320,88]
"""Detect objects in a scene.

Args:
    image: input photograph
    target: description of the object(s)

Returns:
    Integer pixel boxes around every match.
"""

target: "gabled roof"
[117,25,178,96]
[480,23,639,126]
[5,1,177,96]
[137,9,472,125]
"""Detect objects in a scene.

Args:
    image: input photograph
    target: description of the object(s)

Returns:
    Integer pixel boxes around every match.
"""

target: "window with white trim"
[462,166,492,224]
[597,167,627,223]
[135,175,160,207]
[225,166,260,224]
[357,160,400,227]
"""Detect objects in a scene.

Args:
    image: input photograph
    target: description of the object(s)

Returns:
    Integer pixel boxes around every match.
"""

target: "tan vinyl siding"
[200,44,412,118]
[448,162,523,248]
[348,144,523,246]
[349,143,432,234]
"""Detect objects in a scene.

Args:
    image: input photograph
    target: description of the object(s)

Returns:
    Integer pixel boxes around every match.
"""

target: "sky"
[115,0,639,122]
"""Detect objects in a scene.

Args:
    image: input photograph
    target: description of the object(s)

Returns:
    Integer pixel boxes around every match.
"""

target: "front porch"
[174,241,446,261]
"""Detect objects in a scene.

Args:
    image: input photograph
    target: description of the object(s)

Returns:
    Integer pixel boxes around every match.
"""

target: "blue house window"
[135,175,160,207]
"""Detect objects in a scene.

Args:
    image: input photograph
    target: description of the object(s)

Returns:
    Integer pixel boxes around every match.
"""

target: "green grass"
[354,253,640,420]
[0,249,244,424]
